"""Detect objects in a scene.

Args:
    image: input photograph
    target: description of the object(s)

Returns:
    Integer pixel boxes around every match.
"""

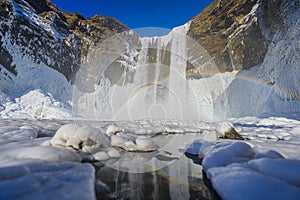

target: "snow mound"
[207,163,300,200]
[0,90,72,119]
[51,123,158,161]
[202,142,254,171]
[0,162,95,200]
[110,135,158,152]
[248,159,300,187]
[201,139,300,200]
[51,123,112,160]
[106,125,123,135]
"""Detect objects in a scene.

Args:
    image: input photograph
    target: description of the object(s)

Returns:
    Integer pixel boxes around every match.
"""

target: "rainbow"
[108,70,299,120]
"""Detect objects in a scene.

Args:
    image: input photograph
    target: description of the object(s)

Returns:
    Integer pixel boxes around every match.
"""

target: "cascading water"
[73,25,230,121]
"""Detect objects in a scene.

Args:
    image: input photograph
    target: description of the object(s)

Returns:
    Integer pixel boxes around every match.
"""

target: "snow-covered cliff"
[0,0,128,118]
[213,0,300,119]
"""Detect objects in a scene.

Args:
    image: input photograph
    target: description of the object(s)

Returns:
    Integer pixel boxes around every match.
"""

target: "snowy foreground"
[0,117,300,199]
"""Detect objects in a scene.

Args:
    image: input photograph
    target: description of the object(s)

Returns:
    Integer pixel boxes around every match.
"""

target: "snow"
[0,0,298,199]
[106,148,121,158]
[0,162,95,200]
[51,122,158,157]
[206,163,300,200]
[0,90,72,119]
[105,124,123,135]
[202,142,254,171]
[202,147,300,199]
[214,0,300,119]
[198,131,300,200]
[12,0,66,39]
[0,116,300,198]
[0,119,96,199]
[162,115,300,199]
[0,0,73,120]
[247,159,300,187]
[93,151,110,161]
[215,121,235,137]
[231,117,300,141]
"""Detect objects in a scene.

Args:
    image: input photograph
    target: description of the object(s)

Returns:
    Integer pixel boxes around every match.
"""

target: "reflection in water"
[95,154,212,200]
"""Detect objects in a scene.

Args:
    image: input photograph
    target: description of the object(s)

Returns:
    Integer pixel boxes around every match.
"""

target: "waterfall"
[73,25,224,121]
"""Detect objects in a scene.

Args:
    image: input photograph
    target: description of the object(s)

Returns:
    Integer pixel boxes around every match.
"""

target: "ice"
[111,135,157,152]
[0,162,95,200]
[50,123,81,150]
[185,140,204,155]
[199,119,300,200]
[82,142,101,154]
[1,116,300,199]
[110,134,127,146]
[184,130,217,157]
[202,142,254,171]
[291,126,300,136]
[207,164,300,200]
[135,136,157,150]
[106,124,123,135]
[1,139,81,166]
[0,90,72,119]
[51,123,112,153]
[107,148,121,158]
[51,122,159,153]
[248,159,300,187]
[254,150,284,159]
[250,140,300,160]
[0,119,98,199]
[230,117,300,141]
[93,151,110,161]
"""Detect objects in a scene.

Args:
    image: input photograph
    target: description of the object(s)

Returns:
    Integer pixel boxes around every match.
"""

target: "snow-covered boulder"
[50,124,81,150]
[106,125,123,135]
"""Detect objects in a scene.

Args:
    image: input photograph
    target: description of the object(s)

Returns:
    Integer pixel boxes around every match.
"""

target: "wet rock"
[216,122,244,140]
[221,127,244,140]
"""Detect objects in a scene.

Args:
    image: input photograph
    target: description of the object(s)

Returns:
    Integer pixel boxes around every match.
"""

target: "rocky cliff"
[200,0,300,118]
[188,0,293,72]
[0,0,128,100]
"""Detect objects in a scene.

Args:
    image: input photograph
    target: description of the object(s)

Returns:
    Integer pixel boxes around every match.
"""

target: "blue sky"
[51,0,214,29]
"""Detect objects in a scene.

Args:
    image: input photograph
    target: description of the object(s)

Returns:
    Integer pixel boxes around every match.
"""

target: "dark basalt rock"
[220,127,244,140]
[188,0,271,72]
[0,0,129,83]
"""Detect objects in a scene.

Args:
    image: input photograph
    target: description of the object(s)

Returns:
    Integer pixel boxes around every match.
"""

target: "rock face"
[0,0,128,100]
[188,0,281,72]
[211,0,300,119]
